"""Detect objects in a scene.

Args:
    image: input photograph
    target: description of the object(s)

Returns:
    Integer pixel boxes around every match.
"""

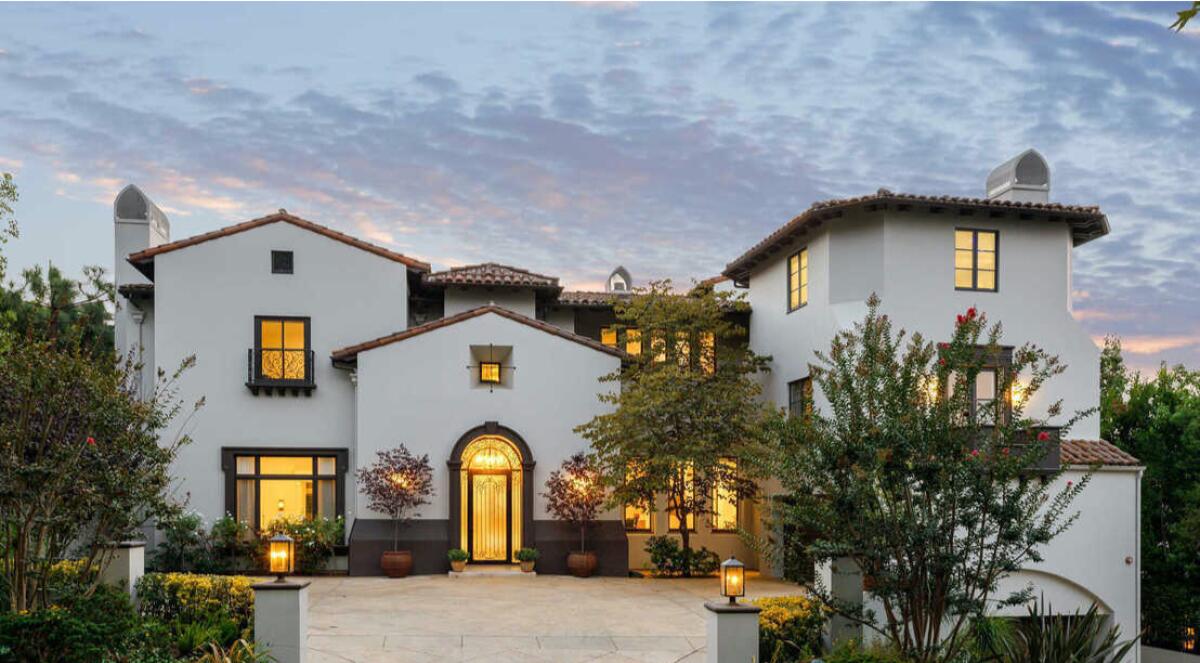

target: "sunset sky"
[1,2,1197,371]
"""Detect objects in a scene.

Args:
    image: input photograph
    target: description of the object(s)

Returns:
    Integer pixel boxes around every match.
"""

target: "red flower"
[937,342,949,349]
[970,449,980,458]
[967,307,977,319]
[956,314,966,325]
[1067,480,1073,488]
[1037,431,1050,441]
[86,437,96,446]
[1002,447,1010,456]
[938,358,946,366]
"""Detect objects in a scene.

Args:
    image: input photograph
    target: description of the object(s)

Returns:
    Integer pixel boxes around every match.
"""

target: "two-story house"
[113,150,1139,649]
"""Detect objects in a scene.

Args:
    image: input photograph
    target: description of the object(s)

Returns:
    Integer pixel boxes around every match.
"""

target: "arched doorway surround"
[448,422,535,563]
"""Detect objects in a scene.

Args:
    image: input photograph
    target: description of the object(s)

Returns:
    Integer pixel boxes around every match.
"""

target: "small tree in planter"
[356,445,434,578]
[543,453,606,577]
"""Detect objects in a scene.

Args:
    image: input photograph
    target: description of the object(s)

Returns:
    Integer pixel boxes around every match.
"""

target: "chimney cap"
[986,149,1050,203]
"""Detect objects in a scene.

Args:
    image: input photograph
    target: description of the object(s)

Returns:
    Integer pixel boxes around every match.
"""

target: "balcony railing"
[246,348,316,396]
[972,426,1061,473]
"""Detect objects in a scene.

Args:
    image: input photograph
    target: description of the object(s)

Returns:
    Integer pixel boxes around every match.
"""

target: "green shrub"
[447,548,469,562]
[515,547,540,562]
[979,600,1139,663]
[753,595,826,662]
[209,515,258,573]
[136,572,255,633]
[0,584,140,663]
[264,516,344,574]
[150,509,209,572]
[643,536,721,576]
[823,640,909,663]
[194,639,273,663]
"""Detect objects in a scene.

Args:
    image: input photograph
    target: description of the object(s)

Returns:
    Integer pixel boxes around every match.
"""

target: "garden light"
[268,532,295,581]
[720,555,745,604]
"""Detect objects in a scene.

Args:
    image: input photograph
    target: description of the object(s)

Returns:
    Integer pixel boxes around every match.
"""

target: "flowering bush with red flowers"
[762,294,1092,663]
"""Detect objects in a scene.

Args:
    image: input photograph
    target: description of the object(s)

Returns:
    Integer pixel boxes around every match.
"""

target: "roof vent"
[606,266,632,293]
[986,149,1050,203]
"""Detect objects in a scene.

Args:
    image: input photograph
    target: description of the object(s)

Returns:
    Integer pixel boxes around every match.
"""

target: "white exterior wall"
[746,211,1100,438]
[352,311,620,520]
[152,222,411,527]
[443,288,536,318]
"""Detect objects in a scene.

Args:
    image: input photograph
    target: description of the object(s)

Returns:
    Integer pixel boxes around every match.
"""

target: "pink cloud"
[1092,334,1200,355]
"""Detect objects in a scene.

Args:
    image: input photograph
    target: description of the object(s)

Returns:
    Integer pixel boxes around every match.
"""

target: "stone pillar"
[824,557,864,647]
[253,580,310,663]
[704,601,761,663]
[101,541,145,602]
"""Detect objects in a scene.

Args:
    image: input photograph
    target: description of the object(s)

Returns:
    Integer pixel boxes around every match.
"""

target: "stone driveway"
[305,573,800,662]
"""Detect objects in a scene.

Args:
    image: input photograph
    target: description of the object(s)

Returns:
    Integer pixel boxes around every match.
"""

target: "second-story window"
[954,229,998,292]
[788,377,813,419]
[271,250,294,274]
[257,317,310,382]
[788,248,808,311]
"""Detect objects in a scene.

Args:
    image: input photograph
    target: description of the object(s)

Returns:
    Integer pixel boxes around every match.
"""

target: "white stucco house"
[113,150,1140,649]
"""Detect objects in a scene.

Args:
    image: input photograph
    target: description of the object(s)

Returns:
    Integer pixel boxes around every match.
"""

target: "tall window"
[623,461,652,532]
[602,327,642,355]
[228,452,342,530]
[788,377,813,419]
[667,464,695,531]
[712,458,738,531]
[256,317,309,382]
[601,326,618,347]
[699,332,716,375]
[954,229,998,291]
[788,248,809,311]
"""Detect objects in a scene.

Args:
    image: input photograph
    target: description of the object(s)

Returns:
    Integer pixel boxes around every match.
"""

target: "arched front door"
[448,422,536,564]
[461,436,521,562]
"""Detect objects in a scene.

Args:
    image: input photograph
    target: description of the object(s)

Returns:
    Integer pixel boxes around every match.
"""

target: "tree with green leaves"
[1101,337,1200,649]
[1171,1,1199,31]
[762,296,1090,663]
[576,280,771,570]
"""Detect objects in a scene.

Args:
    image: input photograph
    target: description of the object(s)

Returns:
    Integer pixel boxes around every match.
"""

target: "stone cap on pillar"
[704,601,762,614]
[109,540,147,549]
[252,579,312,591]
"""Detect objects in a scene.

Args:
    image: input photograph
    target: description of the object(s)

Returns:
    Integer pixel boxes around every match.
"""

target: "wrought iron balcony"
[972,426,1061,473]
[246,348,316,396]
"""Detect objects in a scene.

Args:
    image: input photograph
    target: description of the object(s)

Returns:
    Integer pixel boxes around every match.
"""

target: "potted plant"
[515,547,539,573]
[356,444,434,578]
[543,453,606,577]
[448,548,468,573]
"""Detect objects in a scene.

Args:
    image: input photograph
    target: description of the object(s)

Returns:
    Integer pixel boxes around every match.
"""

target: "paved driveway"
[305,573,801,662]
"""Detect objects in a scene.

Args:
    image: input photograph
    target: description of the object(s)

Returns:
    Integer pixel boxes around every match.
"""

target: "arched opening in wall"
[448,422,536,564]
[992,568,1113,618]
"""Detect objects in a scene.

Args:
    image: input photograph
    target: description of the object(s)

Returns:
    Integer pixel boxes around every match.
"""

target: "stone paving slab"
[303,573,799,662]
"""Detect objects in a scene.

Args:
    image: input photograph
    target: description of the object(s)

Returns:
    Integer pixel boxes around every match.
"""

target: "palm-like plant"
[979,599,1140,663]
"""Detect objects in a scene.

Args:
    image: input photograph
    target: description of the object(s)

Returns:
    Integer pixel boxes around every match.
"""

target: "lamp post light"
[720,555,745,604]
[268,532,295,582]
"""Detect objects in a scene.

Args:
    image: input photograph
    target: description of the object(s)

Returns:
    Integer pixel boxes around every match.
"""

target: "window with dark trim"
[251,317,313,389]
[623,461,652,532]
[222,449,347,532]
[271,250,294,274]
[954,229,997,292]
[667,463,696,532]
[711,458,739,532]
[788,248,809,311]
[788,377,813,419]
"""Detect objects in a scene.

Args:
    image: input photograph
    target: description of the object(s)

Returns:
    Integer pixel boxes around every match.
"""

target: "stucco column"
[253,580,310,663]
[101,541,145,602]
[704,601,761,663]
[821,557,864,648]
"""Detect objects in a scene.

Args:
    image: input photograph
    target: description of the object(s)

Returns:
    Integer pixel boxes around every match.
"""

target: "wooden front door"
[468,471,511,562]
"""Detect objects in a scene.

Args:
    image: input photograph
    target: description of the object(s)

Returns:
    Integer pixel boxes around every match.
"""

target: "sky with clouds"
[0,2,1197,371]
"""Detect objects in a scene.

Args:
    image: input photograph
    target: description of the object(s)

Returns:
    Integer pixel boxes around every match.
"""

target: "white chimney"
[113,184,169,398]
[985,149,1050,203]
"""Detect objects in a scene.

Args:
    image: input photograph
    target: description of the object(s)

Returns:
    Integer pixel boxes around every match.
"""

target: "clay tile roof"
[1060,439,1140,467]
[423,263,561,291]
[330,305,625,362]
[723,190,1109,281]
[554,290,632,308]
[126,211,430,274]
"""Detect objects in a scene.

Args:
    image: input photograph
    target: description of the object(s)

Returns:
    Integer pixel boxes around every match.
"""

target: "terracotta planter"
[381,550,413,578]
[566,551,597,578]
[519,560,536,573]
[450,559,467,573]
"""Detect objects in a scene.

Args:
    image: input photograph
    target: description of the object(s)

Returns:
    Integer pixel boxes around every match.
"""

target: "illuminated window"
[601,327,618,347]
[712,458,738,531]
[788,377,813,419]
[228,452,342,531]
[257,317,309,382]
[668,464,695,531]
[624,461,652,532]
[788,248,808,311]
[954,229,998,292]
[699,332,715,374]
[651,332,667,363]
[626,328,642,355]
[480,362,501,384]
[1184,626,1196,652]
[675,332,691,367]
